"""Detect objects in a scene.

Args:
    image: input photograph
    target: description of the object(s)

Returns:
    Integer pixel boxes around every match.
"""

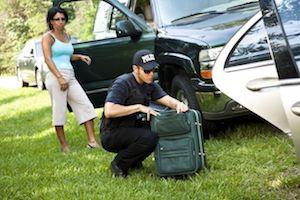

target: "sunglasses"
[143,67,158,74]
[52,17,66,22]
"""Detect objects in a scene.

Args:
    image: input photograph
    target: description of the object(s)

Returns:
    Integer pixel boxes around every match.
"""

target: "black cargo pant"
[100,126,158,172]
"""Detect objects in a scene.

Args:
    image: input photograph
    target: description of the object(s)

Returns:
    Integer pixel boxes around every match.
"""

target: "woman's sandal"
[87,143,100,149]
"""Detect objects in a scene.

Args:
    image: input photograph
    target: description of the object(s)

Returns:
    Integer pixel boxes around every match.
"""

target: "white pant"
[45,69,97,126]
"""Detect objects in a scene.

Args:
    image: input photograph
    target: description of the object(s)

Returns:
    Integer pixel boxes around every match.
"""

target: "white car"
[16,39,48,90]
[213,0,300,162]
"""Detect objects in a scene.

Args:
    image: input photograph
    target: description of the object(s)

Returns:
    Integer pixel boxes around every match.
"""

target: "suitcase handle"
[190,109,206,169]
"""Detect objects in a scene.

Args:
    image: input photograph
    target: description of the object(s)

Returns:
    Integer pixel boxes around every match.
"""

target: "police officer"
[100,49,188,177]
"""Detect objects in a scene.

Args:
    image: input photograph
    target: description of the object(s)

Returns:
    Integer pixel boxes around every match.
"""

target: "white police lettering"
[141,54,155,63]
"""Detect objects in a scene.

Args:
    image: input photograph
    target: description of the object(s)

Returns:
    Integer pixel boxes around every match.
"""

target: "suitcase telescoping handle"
[190,109,206,169]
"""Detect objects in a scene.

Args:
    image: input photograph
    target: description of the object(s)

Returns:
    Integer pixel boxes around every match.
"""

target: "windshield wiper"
[171,10,223,23]
[226,1,259,11]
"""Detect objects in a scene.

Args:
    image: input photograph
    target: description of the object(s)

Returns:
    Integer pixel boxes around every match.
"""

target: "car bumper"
[192,78,250,120]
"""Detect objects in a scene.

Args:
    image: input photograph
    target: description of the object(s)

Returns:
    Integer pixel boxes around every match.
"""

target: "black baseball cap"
[133,49,159,71]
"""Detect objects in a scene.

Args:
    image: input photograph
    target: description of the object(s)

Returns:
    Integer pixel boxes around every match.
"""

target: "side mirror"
[115,20,142,40]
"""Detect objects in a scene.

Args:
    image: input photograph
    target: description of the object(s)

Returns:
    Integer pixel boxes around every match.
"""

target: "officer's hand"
[139,105,160,121]
[176,102,188,113]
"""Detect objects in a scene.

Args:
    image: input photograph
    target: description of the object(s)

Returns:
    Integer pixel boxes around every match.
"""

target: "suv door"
[213,0,300,161]
[55,0,156,108]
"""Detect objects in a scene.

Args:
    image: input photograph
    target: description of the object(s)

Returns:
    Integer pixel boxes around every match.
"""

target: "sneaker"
[110,160,128,178]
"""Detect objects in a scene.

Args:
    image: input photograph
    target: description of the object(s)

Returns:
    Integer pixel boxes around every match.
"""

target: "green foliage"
[0,0,100,75]
[60,4,76,22]
[64,0,98,42]
[0,88,299,199]
[0,0,51,75]
[5,18,30,44]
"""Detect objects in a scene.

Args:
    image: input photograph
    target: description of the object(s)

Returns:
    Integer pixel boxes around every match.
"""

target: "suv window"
[93,1,127,40]
[110,7,127,30]
[226,19,271,68]
[60,0,127,42]
[132,0,154,25]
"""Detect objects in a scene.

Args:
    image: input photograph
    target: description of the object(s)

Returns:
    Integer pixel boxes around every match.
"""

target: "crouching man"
[100,49,188,177]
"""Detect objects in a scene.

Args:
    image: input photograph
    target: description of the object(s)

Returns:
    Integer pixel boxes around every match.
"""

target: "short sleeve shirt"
[101,73,167,131]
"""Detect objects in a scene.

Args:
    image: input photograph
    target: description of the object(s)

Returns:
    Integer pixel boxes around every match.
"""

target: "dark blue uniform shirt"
[101,73,167,132]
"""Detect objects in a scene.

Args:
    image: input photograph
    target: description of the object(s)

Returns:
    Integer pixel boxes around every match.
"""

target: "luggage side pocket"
[155,137,196,175]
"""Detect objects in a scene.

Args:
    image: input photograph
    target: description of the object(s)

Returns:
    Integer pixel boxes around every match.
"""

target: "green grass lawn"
[0,87,299,200]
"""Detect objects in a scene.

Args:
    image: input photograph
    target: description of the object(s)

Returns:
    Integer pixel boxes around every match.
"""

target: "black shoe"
[130,162,143,170]
[110,160,127,178]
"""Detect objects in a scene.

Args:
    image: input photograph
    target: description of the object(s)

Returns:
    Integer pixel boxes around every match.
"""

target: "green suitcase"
[151,109,206,177]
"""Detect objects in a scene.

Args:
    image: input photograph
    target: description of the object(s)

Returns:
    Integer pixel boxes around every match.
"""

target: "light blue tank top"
[50,33,74,70]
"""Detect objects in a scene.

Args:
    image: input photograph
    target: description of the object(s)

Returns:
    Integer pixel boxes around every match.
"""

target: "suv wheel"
[171,74,216,138]
[17,67,29,87]
[35,69,45,90]
[171,74,199,110]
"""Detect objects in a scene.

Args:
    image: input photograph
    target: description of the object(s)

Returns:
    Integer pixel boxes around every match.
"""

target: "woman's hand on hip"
[58,77,68,91]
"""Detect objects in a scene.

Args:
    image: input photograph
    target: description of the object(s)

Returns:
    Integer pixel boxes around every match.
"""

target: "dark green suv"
[54,0,259,133]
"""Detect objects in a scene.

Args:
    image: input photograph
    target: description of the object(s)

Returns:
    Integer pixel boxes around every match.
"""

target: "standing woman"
[42,7,100,153]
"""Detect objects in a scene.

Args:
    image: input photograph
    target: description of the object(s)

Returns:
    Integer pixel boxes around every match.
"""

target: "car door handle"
[291,102,300,117]
[247,77,300,91]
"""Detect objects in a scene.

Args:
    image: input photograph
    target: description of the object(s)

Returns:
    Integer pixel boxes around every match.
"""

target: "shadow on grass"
[210,113,283,139]
[0,105,52,137]
[0,90,39,106]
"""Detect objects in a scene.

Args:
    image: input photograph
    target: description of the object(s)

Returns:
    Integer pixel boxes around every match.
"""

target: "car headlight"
[199,46,223,79]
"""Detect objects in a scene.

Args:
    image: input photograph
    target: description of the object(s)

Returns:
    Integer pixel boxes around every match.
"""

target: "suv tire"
[171,74,217,138]
[171,74,199,110]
